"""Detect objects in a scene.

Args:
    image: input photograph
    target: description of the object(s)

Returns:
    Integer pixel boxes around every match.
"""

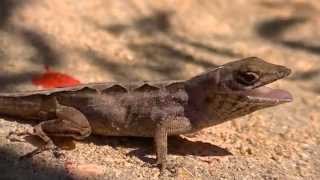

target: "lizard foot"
[8,128,65,160]
[142,160,181,177]
[161,158,186,177]
[20,143,65,160]
[165,162,181,175]
[159,162,181,177]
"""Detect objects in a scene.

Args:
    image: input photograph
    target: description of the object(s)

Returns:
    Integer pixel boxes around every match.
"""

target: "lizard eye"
[236,71,260,85]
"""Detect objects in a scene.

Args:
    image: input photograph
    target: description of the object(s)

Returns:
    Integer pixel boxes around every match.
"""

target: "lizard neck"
[185,71,225,131]
[185,68,245,131]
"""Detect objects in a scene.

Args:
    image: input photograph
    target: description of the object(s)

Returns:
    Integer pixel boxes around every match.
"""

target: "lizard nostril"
[277,67,291,78]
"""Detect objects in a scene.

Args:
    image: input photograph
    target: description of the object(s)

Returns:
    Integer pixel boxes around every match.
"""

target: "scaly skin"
[1,57,292,172]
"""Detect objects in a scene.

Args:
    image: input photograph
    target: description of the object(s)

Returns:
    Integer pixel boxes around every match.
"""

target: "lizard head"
[187,57,292,127]
[214,57,292,104]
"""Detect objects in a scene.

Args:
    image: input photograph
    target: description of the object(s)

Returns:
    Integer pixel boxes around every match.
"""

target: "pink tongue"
[247,86,293,101]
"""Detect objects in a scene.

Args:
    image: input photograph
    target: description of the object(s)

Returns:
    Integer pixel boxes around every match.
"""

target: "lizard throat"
[243,86,293,104]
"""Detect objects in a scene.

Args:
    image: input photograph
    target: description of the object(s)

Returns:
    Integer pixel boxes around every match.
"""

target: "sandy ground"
[0,0,319,179]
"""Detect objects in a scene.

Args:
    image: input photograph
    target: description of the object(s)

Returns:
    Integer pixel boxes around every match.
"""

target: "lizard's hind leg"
[10,101,92,159]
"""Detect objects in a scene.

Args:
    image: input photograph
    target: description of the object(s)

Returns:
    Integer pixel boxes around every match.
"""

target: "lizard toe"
[7,128,34,142]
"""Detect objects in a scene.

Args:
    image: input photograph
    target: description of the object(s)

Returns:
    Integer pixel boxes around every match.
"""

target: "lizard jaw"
[244,86,293,104]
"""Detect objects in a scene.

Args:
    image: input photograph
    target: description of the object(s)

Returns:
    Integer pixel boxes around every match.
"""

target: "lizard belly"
[88,91,188,137]
[88,102,162,137]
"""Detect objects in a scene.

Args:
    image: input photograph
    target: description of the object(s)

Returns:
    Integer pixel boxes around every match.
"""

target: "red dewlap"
[32,66,80,88]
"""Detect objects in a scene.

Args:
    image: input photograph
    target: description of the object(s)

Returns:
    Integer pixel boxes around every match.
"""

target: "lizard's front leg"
[154,116,192,173]
[9,99,92,159]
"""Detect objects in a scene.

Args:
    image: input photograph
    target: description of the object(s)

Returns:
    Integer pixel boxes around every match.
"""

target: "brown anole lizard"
[1,57,292,172]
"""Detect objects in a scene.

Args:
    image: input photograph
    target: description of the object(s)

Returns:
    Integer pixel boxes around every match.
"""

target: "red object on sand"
[32,65,81,89]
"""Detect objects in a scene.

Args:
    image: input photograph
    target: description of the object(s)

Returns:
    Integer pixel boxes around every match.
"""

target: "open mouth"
[244,86,293,104]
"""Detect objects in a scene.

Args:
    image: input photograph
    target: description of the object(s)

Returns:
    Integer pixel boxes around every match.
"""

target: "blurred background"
[0,0,319,179]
